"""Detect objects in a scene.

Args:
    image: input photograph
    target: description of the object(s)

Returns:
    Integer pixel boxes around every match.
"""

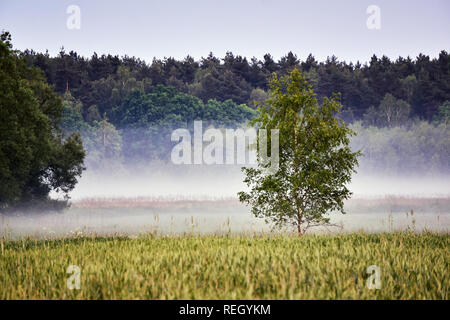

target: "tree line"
[23,48,450,127]
[24,42,449,172]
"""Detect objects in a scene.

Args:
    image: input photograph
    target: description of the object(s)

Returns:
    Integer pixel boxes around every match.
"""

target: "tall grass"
[0,232,447,299]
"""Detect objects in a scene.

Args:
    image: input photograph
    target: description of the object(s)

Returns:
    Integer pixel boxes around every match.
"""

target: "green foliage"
[203,99,256,127]
[82,119,123,171]
[239,69,361,234]
[400,74,417,103]
[85,65,149,116]
[249,88,268,108]
[434,100,450,125]
[0,32,85,211]
[378,93,411,127]
[362,105,379,127]
[112,85,204,128]
[60,91,88,133]
[351,121,450,173]
[86,105,102,123]
[362,94,411,127]
[106,85,256,164]
[6,31,447,175]
[22,45,450,124]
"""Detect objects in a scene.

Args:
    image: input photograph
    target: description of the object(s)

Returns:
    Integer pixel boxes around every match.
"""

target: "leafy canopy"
[0,32,85,211]
[239,69,361,234]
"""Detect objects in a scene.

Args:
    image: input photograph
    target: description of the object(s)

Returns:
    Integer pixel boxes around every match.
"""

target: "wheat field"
[0,232,448,299]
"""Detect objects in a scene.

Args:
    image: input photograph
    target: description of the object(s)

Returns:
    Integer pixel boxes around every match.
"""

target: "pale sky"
[1,0,449,64]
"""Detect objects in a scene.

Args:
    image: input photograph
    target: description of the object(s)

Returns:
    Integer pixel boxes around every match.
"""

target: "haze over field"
[2,161,447,239]
[70,166,450,200]
[3,121,449,238]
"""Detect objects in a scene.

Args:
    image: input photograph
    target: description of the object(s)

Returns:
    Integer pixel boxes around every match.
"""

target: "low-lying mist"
[71,165,450,200]
[2,121,449,239]
[1,163,448,240]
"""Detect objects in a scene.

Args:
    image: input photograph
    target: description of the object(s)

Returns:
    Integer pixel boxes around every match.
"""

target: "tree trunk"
[294,115,304,236]
[297,206,303,236]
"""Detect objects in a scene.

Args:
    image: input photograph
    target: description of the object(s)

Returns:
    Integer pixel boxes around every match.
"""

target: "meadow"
[1,195,448,238]
[0,232,448,299]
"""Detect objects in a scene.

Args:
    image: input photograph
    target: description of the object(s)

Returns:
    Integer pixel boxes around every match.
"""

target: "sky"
[0,0,449,64]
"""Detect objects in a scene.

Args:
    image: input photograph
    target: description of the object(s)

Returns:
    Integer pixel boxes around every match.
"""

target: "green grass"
[0,232,448,299]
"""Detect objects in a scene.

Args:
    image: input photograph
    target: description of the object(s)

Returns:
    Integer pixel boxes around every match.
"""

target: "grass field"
[0,232,448,299]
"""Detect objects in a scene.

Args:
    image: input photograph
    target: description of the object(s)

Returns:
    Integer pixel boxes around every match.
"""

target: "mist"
[1,164,448,239]
[1,122,449,239]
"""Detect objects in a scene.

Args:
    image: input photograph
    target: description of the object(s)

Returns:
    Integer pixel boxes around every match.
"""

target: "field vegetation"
[0,232,447,299]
